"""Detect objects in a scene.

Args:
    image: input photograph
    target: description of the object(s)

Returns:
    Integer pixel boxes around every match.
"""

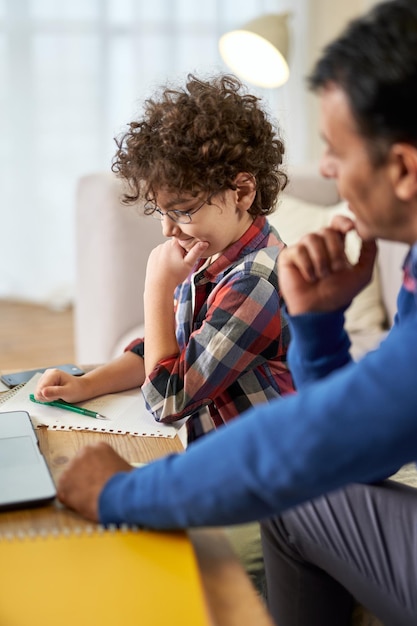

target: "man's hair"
[112,74,287,216]
[308,0,417,163]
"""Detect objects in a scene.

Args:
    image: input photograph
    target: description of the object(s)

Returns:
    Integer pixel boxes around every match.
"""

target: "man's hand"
[57,442,133,521]
[279,214,377,315]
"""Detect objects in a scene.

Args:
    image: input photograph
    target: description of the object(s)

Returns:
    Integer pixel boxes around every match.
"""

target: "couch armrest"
[285,164,340,206]
[74,172,163,363]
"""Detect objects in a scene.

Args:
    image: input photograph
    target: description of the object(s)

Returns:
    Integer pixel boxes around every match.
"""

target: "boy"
[36,74,293,440]
[36,73,294,593]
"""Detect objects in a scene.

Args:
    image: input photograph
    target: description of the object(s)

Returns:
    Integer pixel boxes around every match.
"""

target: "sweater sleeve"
[286,307,352,387]
[99,310,417,528]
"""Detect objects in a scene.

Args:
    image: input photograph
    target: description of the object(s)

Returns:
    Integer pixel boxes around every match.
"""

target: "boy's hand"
[57,442,133,521]
[143,238,209,374]
[146,239,209,291]
[278,215,377,315]
[35,368,90,403]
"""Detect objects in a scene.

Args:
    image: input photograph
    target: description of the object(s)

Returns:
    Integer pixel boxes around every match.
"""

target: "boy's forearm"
[82,351,146,398]
[143,286,179,375]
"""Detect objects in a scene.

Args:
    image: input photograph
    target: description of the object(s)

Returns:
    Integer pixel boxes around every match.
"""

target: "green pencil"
[29,394,108,420]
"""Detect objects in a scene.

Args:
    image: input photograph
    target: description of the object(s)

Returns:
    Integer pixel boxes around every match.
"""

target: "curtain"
[0,0,308,304]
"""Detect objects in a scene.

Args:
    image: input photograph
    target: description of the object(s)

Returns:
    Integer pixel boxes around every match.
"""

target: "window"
[0,0,306,302]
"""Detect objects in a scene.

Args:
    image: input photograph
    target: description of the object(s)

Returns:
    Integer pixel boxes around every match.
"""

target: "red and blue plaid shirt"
[126,216,294,441]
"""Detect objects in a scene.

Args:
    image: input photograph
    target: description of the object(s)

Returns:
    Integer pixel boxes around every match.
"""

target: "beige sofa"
[75,166,408,365]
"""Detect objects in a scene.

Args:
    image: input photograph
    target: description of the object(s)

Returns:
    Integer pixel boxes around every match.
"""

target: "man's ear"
[389,144,417,201]
[234,172,257,212]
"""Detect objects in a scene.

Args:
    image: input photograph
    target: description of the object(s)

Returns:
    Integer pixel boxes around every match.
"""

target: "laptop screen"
[0,411,56,511]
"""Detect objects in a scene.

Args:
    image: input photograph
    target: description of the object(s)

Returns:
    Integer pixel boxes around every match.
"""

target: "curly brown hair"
[112,74,287,216]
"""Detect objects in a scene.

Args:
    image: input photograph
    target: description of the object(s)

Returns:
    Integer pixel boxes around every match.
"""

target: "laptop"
[0,410,56,511]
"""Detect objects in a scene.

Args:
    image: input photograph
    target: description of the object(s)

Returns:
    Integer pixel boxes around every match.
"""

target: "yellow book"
[0,527,210,626]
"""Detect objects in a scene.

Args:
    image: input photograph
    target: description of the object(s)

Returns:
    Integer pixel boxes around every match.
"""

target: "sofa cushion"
[269,194,387,339]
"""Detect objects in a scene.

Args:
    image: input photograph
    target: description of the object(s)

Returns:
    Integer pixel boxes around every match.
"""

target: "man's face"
[318,84,405,242]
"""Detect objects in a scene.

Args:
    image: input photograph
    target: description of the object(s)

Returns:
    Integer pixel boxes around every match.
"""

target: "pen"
[29,394,108,420]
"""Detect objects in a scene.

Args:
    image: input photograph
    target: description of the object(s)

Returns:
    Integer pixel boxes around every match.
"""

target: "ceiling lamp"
[219,13,290,88]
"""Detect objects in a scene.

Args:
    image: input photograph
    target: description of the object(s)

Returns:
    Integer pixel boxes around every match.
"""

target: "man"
[57,1,417,623]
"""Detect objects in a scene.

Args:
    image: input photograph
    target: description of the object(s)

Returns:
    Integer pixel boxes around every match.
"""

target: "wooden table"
[0,426,274,626]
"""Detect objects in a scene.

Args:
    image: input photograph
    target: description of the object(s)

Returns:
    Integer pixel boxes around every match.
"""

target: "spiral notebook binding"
[0,523,142,541]
[0,382,26,405]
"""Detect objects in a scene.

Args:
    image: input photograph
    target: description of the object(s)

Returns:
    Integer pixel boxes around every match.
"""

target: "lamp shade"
[219,13,290,88]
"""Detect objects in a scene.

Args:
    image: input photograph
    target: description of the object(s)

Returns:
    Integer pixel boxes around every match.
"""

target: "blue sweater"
[99,249,417,528]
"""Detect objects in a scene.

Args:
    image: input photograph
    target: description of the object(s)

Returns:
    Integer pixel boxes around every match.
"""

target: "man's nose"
[320,152,337,179]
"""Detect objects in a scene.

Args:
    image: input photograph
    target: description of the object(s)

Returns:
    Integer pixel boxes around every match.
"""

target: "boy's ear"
[234,172,256,212]
[389,144,417,201]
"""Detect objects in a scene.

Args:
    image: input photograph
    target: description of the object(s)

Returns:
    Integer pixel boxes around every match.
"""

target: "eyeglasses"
[144,196,210,224]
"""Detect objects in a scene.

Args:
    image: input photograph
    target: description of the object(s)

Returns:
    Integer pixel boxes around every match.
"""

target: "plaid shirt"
[126,216,294,441]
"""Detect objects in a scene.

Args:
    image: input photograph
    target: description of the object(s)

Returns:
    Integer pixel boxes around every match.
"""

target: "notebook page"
[0,373,180,438]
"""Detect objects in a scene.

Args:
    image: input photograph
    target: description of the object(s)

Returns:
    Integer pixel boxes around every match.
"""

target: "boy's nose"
[161,215,181,238]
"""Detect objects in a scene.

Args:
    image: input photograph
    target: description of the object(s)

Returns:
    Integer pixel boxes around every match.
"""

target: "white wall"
[0,0,296,306]
[0,0,379,305]
[304,0,380,162]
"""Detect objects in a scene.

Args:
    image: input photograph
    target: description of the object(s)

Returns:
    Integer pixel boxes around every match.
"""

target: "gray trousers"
[261,481,417,626]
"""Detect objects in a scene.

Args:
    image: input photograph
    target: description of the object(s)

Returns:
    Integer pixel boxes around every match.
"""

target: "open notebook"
[0,373,185,439]
[0,527,210,625]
